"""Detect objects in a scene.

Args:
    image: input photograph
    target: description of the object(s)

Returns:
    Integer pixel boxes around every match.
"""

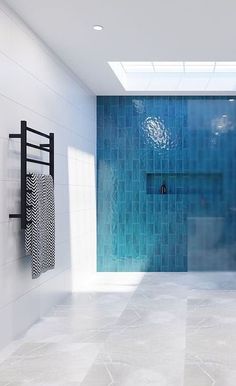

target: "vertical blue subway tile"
[97,96,236,272]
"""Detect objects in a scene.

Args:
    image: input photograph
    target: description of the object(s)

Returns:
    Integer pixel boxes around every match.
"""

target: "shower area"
[97,96,236,272]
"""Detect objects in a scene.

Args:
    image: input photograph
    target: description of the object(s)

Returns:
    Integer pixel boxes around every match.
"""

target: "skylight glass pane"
[177,76,209,91]
[121,62,153,73]
[185,62,215,73]
[153,62,183,73]
[216,62,236,66]
[124,66,154,73]
[153,62,183,66]
[185,61,215,66]
[215,65,236,72]
[122,62,152,66]
[185,66,215,73]
[154,65,184,73]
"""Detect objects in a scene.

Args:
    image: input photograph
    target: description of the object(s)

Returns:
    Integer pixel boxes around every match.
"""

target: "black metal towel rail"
[9,120,54,229]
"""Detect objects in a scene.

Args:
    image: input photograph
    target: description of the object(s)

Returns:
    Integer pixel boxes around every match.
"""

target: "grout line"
[0,91,96,144]
[0,2,94,96]
[0,235,76,269]
[0,266,71,312]
[0,135,96,157]
[0,46,93,115]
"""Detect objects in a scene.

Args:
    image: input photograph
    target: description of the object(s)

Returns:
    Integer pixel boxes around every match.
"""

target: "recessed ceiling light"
[93,25,103,31]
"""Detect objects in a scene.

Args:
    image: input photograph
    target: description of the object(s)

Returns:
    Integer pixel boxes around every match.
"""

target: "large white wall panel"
[0,1,96,349]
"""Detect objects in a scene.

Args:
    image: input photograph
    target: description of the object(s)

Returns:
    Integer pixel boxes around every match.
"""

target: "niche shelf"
[146,172,223,195]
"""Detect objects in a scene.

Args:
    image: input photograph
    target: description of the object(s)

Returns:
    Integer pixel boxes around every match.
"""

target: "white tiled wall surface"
[0,2,97,349]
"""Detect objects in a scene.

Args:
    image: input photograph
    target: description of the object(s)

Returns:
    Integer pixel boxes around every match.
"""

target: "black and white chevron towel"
[25,173,55,279]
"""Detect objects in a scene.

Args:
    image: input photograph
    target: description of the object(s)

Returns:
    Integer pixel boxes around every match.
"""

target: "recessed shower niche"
[146,172,223,195]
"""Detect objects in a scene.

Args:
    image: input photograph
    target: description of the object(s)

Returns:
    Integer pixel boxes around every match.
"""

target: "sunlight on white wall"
[67,146,96,292]
[67,147,145,293]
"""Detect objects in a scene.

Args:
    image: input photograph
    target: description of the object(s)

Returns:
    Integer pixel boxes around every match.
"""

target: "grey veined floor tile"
[1,273,236,385]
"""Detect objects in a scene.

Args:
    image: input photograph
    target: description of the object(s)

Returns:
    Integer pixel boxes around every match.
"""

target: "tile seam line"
[2,133,96,150]
[0,180,95,187]
[0,266,70,312]
[0,46,91,114]
[0,184,96,190]
[0,92,95,144]
[0,238,74,268]
[0,152,95,167]
[182,286,189,384]
[0,251,69,271]
[0,3,94,96]
[78,282,137,384]
[0,133,95,148]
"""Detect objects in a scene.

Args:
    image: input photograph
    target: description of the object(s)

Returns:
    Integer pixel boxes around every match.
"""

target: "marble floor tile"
[1,273,236,385]
[184,287,236,386]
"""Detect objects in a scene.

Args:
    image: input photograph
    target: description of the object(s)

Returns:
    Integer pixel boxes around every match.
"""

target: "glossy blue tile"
[97,96,236,272]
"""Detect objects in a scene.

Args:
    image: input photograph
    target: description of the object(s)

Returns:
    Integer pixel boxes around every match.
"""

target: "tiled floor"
[1,272,236,385]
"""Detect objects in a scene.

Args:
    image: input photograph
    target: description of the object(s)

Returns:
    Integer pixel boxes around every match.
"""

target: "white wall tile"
[0,3,96,350]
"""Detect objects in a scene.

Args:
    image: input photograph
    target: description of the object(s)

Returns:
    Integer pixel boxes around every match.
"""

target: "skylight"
[108,61,236,92]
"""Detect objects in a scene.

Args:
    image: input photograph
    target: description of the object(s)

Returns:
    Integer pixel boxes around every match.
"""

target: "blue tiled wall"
[97,96,236,272]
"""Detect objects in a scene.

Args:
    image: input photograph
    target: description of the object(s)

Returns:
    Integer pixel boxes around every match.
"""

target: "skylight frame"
[120,61,236,74]
[108,61,236,92]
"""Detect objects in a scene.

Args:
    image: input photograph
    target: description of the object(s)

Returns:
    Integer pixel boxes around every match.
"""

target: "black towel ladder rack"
[9,120,54,229]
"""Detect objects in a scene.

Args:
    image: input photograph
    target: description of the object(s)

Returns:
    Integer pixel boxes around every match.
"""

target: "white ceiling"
[4,0,236,95]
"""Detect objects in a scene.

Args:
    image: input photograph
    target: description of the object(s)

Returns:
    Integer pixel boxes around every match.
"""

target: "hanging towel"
[25,173,55,279]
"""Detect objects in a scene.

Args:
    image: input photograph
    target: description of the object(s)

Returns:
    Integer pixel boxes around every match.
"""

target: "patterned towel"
[25,173,55,279]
